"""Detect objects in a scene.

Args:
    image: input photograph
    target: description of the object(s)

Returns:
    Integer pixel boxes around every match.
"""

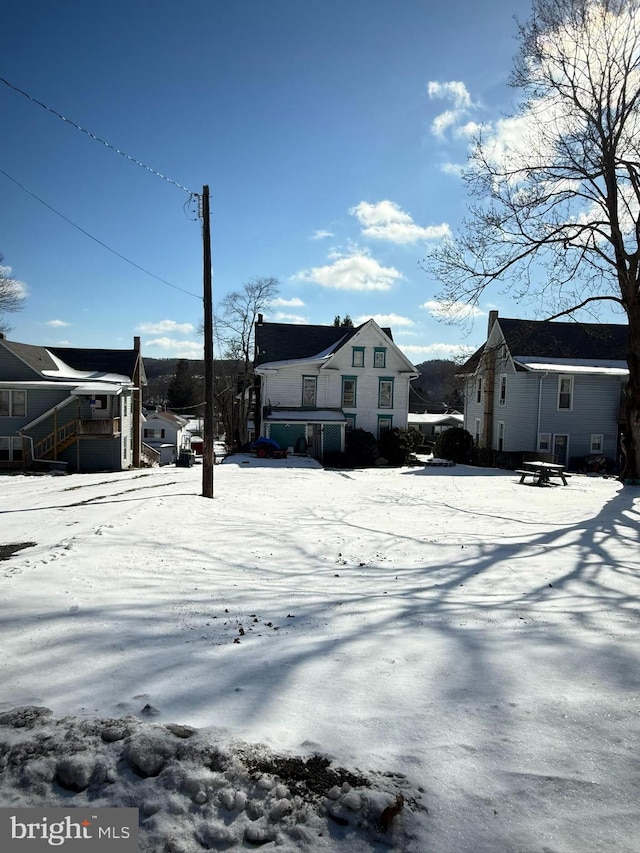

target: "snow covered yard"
[0,457,639,852]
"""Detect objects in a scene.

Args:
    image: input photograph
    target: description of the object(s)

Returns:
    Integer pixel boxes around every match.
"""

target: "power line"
[0,167,201,299]
[0,76,197,197]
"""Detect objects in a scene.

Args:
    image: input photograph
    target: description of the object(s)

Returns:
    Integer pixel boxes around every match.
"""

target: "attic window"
[352,347,365,367]
[374,347,386,368]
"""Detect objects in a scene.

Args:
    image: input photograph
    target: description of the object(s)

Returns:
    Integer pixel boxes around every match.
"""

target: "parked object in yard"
[176,448,195,467]
[251,437,287,459]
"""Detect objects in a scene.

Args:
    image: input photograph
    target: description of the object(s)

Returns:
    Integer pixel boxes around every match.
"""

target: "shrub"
[434,427,474,464]
[345,428,379,467]
[378,428,416,466]
[407,427,425,450]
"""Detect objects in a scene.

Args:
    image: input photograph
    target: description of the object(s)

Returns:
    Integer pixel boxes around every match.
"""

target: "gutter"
[536,371,549,446]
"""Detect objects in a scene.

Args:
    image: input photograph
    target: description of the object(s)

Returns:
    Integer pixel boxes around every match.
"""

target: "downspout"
[536,371,549,451]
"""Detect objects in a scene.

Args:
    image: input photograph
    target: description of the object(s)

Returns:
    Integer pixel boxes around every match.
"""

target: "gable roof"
[460,317,629,374]
[254,321,393,366]
[1,338,144,383]
[497,318,629,360]
[146,410,189,426]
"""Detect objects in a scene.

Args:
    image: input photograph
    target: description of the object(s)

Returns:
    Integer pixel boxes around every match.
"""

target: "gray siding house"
[460,312,628,468]
[0,334,147,472]
[254,318,418,461]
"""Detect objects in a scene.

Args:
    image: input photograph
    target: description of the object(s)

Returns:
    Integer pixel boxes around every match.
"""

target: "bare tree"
[215,276,279,445]
[0,255,25,335]
[425,0,640,479]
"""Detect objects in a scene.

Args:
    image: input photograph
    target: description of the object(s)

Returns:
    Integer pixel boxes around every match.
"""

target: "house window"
[476,377,482,404]
[590,434,604,453]
[122,396,128,417]
[538,433,551,453]
[345,414,356,430]
[0,436,23,461]
[302,376,317,407]
[373,348,386,368]
[558,375,573,410]
[499,375,507,406]
[378,415,392,437]
[497,420,505,451]
[378,378,394,408]
[352,347,365,367]
[0,389,27,417]
[144,428,165,439]
[474,418,481,445]
[342,377,357,408]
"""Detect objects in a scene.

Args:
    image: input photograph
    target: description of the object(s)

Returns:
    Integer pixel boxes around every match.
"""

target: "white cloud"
[56,339,72,347]
[427,81,472,109]
[272,297,305,308]
[428,79,477,139]
[45,319,70,328]
[144,337,203,359]
[431,110,459,137]
[353,313,415,328]
[421,300,486,321]
[293,250,402,291]
[440,162,464,177]
[312,229,334,240]
[137,320,195,335]
[400,342,476,360]
[456,121,481,138]
[350,201,450,244]
[273,312,309,324]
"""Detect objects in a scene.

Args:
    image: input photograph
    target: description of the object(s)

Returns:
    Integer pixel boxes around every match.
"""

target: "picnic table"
[516,460,570,486]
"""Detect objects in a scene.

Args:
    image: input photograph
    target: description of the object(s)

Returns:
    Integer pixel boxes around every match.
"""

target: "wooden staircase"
[33,421,78,460]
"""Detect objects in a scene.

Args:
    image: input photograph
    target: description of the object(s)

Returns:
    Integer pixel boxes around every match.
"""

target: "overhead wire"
[0,168,201,300]
[0,76,197,198]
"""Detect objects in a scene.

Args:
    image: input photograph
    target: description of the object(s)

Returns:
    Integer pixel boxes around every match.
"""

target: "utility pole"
[201,185,215,498]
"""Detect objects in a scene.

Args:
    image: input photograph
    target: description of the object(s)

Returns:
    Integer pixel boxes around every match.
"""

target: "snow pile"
[0,705,420,852]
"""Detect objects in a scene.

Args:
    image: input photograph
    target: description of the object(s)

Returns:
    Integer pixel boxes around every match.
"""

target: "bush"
[434,427,475,464]
[407,427,425,451]
[345,428,379,467]
[378,428,416,466]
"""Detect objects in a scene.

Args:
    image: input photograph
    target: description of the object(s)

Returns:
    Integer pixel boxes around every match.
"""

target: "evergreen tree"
[166,359,199,411]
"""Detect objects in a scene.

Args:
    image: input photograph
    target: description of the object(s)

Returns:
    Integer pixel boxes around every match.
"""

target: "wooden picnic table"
[516,460,570,486]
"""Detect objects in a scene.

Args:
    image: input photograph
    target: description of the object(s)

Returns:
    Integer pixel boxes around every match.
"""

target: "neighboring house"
[460,312,629,467]
[142,410,190,465]
[0,334,147,472]
[408,412,464,445]
[254,317,418,460]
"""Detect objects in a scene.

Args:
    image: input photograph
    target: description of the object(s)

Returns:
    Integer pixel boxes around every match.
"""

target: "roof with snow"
[460,317,629,374]
[1,338,145,384]
[254,321,393,366]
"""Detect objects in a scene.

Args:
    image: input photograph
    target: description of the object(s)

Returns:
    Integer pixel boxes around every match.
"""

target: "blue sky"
[1,0,537,363]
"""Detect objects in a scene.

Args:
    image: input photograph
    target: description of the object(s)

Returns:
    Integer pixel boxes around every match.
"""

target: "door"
[553,434,568,465]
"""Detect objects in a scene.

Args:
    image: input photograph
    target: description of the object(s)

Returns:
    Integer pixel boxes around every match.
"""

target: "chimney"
[487,310,498,338]
[134,335,141,352]
[257,313,264,325]
[0,332,4,340]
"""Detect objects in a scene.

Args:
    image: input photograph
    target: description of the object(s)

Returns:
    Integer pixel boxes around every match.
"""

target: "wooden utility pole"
[201,185,215,498]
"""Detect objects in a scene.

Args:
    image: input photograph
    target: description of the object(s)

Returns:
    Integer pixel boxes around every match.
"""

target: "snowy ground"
[1,455,639,852]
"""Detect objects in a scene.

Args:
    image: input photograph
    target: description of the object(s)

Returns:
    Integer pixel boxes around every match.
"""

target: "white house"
[254,318,418,461]
[142,410,190,465]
